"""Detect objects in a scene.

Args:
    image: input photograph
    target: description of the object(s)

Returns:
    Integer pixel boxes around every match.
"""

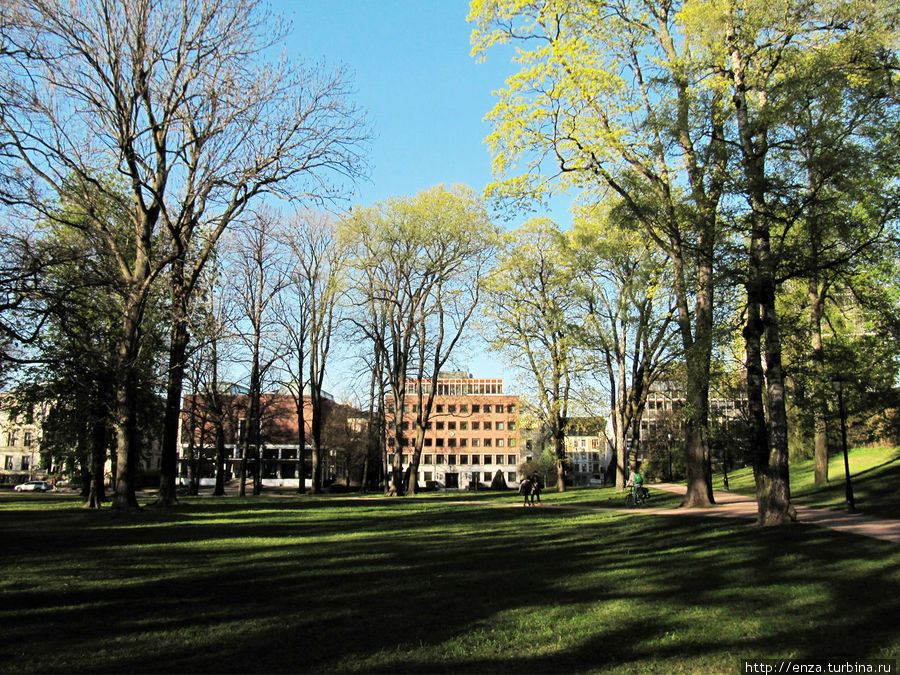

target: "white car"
[14,480,52,492]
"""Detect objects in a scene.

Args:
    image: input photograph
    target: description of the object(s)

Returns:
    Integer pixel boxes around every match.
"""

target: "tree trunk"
[810,280,829,485]
[672,246,715,507]
[85,413,107,509]
[112,300,142,510]
[310,391,324,494]
[554,414,567,491]
[159,262,190,506]
[729,30,794,526]
[213,415,226,496]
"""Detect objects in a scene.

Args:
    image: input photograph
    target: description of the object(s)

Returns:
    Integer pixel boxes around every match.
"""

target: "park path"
[645,482,900,545]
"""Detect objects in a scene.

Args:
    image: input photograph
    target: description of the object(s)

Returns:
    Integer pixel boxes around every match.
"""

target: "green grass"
[714,445,900,518]
[2,486,900,674]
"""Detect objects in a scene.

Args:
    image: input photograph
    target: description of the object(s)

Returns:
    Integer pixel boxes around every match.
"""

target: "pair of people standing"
[520,473,542,506]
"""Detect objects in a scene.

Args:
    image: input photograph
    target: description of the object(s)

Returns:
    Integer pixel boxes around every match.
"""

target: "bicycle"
[624,484,650,508]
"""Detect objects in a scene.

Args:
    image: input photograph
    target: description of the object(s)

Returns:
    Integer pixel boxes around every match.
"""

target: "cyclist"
[626,466,645,503]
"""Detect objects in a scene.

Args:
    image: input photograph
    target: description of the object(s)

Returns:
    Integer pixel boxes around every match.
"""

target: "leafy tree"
[469,0,727,506]
[681,0,899,524]
[569,208,680,489]
[484,219,579,491]
[343,185,498,496]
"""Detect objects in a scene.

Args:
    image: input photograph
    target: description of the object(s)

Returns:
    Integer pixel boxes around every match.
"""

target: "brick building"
[178,387,366,488]
[385,372,522,489]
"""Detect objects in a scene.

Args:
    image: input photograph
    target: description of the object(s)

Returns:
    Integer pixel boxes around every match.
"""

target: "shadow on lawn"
[2,500,900,673]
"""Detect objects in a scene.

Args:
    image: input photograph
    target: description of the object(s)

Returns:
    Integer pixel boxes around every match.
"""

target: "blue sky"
[273,1,571,398]
[280,0,520,212]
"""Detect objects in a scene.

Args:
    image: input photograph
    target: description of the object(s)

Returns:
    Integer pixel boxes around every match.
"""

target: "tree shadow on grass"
[2,504,900,673]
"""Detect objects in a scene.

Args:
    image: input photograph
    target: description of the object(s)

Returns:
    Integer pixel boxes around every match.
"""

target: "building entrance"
[445,472,459,489]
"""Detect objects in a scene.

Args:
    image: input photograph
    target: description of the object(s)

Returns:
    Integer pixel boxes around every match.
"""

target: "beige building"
[385,372,522,489]
[0,396,46,484]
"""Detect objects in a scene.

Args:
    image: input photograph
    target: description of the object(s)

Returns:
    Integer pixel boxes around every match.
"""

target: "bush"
[490,469,508,490]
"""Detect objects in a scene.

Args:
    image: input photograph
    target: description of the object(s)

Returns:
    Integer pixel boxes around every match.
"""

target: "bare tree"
[0,0,368,508]
[278,211,348,493]
[225,210,289,496]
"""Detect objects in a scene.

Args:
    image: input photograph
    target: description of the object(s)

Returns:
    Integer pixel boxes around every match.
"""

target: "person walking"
[520,474,533,507]
[530,473,542,506]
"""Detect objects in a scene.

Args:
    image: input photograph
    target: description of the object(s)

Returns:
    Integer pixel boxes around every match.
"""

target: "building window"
[402,454,409,464]
[436,421,444,430]
[21,456,29,470]
[484,472,492,481]
[471,439,480,447]
[460,438,468,447]
[3,456,12,470]
[484,438,492,447]
[448,454,456,464]
[509,438,516,447]
[472,404,480,413]
[508,472,516,483]
[436,405,444,413]
[436,454,445,464]
[484,454,492,464]
[23,431,32,447]
[483,421,492,430]
[459,454,468,464]
[403,404,410,412]
[496,454,504,464]
[436,438,444,447]
[507,454,517,464]
[496,439,504,447]
[424,455,433,464]
[402,421,410,430]
[495,422,504,430]
[424,471,433,482]
[460,404,468,413]
[460,421,468,430]
[424,438,432,447]
[508,421,516,430]
[471,454,480,464]
[448,438,456,447]
[448,421,456,430]
[507,405,516,414]
[448,405,456,413]
[472,421,480,430]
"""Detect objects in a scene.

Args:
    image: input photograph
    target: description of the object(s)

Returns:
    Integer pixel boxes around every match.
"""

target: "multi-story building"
[639,379,747,443]
[564,417,613,485]
[0,395,45,484]
[385,372,521,489]
[178,387,366,488]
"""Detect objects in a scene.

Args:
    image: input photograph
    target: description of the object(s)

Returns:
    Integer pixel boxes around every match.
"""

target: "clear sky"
[272,0,571,399]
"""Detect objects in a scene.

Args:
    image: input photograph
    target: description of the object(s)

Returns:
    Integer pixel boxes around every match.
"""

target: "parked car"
[14,480,52,492]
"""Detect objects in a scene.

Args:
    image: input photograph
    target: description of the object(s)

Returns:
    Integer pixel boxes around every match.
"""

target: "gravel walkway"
[648,482,900,545]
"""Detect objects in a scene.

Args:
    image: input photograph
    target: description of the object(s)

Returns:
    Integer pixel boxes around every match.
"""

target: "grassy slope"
[2,484,900,674]
[713,445,900,518]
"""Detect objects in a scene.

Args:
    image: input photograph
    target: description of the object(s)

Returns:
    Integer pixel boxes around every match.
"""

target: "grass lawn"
[2,480,900,674]
[714,445,900,518]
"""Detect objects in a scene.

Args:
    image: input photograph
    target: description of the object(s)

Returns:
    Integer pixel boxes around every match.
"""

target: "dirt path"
[647,482,900,545]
